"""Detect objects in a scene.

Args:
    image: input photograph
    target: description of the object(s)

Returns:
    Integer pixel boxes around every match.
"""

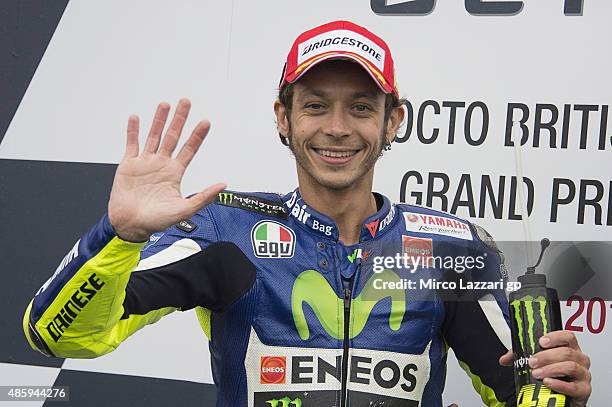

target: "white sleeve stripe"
[135,238,201,271]
[478,294,512,350]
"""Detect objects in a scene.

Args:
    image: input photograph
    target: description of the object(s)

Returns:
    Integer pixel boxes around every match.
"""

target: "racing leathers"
[24,188,517,406]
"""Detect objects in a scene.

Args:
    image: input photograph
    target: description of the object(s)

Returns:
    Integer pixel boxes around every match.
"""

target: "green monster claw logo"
[510,295,548,354]
[266,397,302,407]
[218,192,233,205]
[291,269,406,340]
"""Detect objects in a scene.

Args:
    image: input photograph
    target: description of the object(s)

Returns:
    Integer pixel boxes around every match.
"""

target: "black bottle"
[508,239,571,406]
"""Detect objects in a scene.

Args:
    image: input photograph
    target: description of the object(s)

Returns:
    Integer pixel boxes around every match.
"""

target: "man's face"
[275,61,400,191]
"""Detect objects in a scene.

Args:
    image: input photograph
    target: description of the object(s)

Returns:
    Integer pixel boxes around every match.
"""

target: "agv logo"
[252,221,296,259]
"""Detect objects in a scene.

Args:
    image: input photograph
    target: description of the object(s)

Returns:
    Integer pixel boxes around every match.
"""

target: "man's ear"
[274,100,289,137]
[386,103,406,144]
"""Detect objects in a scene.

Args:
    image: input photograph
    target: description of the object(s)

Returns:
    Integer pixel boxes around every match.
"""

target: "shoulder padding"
[470,222,501,253]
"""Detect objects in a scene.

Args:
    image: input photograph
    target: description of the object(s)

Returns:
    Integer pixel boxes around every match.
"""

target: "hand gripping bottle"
[509,239,570,407]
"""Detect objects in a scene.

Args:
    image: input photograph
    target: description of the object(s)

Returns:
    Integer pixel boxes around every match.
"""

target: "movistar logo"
[511,295,548,354]
[291,269,406,340]
[218,192,233,205]
[266,397,301,407]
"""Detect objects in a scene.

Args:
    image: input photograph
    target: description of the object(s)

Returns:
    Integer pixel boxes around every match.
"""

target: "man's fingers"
[543,377,591,400]
[498,350,514,366]
[531,347,589,369]
[184,183,227,213]
[144,102,170,154]
[539,330,580,351]
[125,115,140,158]
[532,360,588,381]
[159,98,191,156]
[176,120,211,167]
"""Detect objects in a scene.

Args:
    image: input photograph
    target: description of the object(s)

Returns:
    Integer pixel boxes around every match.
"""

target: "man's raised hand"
[108,98,226,242]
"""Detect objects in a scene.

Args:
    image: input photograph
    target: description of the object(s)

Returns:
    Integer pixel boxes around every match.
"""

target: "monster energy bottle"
[509,239,571,407]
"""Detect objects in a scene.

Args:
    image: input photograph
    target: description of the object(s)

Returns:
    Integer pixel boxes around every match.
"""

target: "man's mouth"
[311,148,362,166]
[313,148,360,159]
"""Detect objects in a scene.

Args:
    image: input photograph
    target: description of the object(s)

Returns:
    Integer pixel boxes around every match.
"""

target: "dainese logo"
[260,356,286,384]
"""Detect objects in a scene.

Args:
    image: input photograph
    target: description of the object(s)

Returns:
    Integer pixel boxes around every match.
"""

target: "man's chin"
[296,155,375,191]
[310,173,362,191]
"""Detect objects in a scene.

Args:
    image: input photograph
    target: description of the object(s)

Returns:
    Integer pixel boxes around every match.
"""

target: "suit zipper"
[340,282,353,407]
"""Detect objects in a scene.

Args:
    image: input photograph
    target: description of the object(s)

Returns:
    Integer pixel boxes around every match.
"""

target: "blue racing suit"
[23,188,516,406]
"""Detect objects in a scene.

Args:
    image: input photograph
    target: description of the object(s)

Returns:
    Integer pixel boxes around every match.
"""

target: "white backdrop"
[2,0,609,404]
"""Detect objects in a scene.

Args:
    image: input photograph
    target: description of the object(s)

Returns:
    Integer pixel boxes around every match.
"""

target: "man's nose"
[323,106,352,138]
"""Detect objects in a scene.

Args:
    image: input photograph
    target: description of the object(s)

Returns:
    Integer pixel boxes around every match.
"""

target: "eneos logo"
[402,236,433,267]
[260,356,286,384]
[252,221,296,258]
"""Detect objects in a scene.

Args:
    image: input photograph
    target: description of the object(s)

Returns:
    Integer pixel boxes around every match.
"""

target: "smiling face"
[275,60,403,192]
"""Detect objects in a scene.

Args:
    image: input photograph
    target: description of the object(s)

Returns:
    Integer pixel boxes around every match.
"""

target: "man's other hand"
[499,330,591,406]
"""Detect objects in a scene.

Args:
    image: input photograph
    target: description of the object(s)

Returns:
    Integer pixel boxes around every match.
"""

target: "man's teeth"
[316,149,356,158]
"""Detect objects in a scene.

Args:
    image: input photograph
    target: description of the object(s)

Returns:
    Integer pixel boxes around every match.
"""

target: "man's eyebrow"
[296,89,328,100]
[296,90,380,100]
[351,91,379,100]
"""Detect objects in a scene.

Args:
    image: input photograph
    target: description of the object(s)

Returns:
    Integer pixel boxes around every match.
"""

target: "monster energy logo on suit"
[266,397,301,407]
[217,192,234,205]
[216,191,287,218]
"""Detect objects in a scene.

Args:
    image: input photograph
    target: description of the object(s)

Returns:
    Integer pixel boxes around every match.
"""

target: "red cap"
[279,20,398,97]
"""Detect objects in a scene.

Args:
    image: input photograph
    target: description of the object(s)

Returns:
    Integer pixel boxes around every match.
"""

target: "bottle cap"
[518,273,547,286]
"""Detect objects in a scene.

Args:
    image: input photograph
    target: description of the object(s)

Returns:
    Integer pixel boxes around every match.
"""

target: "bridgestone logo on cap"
[297,29,386,72]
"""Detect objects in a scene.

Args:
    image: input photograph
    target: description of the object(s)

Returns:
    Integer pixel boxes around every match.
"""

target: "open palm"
[108,98,225,242]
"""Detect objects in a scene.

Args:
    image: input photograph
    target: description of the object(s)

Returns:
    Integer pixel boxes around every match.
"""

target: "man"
[23,21,591,406]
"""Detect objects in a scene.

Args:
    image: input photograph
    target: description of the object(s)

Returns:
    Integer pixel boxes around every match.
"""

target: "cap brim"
[284,51,395,95]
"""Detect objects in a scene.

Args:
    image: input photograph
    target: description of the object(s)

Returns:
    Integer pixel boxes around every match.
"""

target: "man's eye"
[353,104,371,112]
[306,103,324,110]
